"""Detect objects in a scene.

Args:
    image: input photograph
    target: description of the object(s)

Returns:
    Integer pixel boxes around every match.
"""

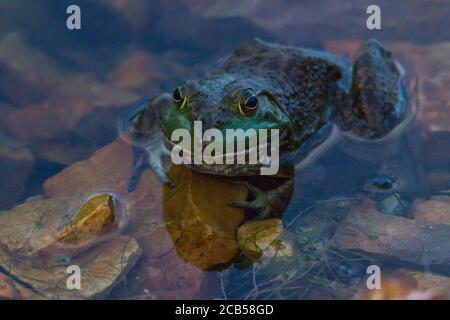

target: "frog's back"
[215,39,351,147]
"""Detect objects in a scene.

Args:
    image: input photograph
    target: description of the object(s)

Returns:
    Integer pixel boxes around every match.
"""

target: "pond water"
[0,0,450,300]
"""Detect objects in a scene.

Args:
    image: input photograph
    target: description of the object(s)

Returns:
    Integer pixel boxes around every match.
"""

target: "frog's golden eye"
[238,89,259,117]
[173,85,188,110]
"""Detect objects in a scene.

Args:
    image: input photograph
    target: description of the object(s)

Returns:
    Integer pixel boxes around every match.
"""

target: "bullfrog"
[125,38,409,219]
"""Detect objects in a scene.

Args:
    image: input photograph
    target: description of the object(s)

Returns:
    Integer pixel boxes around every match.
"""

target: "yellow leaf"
[237,218,292,261]
[58,193,115,242]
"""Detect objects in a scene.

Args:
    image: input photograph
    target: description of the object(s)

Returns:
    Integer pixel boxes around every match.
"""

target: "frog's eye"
[238,89,259,117]
[173,85,188,110]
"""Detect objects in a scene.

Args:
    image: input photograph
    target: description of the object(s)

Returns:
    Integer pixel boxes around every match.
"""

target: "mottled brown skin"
[127,38,406,218]
[336,40,405,139]
[213,40,344,151]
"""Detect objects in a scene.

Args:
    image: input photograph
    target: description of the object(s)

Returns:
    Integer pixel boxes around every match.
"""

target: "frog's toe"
[146,146,175,187]
[227,182,272,219]
[227,198,267,210]
[128,144,174,192]
[227,198,273,220]
[227,180,294,219]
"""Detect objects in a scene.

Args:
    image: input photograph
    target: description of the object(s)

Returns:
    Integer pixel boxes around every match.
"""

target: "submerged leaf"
[237,218,292,262]
[58,194,116,242]
[163,165,247,270]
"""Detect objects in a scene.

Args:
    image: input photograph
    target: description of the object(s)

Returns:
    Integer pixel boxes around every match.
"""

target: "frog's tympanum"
[126,39,407,219]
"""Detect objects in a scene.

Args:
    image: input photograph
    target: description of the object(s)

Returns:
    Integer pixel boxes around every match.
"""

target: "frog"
[363,132,450,217]
[125,38,408,219]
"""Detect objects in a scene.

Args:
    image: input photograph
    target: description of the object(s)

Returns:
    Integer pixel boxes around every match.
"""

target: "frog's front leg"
[227,179,294,219]
[127,94,174,192]
[335,39,406,140]
[128,137,173,192]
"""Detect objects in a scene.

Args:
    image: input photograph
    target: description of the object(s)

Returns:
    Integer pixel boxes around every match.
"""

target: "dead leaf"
[0,193,122,266]
[237,218,291,261]
[58,194,116,242]
[163,165,247,270]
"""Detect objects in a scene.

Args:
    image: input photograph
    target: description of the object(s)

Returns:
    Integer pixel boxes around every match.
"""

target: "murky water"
[1,0,450,300]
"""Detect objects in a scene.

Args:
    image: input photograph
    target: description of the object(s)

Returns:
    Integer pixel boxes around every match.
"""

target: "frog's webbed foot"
[227,180,294,219]
[128,141,174,192]
[146,144,174,188]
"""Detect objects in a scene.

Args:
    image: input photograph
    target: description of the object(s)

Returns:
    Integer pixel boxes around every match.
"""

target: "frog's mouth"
[161,128,288,176]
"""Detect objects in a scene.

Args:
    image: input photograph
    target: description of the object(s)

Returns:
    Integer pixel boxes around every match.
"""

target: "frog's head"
[158,74,293,175]
[363,174,400,193]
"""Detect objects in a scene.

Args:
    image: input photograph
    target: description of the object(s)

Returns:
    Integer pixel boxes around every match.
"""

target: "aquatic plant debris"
[58,193,116,242]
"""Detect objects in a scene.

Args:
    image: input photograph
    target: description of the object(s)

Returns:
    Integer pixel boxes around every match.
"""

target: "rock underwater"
[0,193,141,299]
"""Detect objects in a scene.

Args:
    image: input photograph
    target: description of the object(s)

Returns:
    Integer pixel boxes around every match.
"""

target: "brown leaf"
[0,193,123,265]
[237,218,291,261]
[58,194,116,243]
[163,165,247,270]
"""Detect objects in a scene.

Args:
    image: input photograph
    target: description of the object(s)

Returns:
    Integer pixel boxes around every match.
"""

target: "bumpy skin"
[127,38,406,218]
[335,39,405,139]
[159,40,352,173]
